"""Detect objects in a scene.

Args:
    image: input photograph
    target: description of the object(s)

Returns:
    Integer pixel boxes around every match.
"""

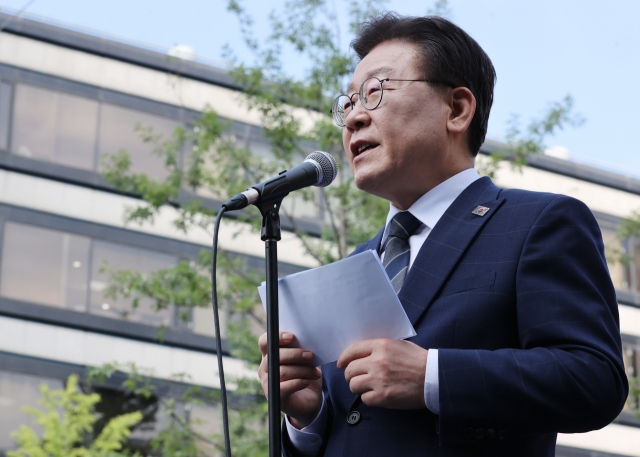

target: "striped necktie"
[382,211,422,293]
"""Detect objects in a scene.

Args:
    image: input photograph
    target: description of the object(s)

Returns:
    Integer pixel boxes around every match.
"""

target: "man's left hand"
[337,339,428,409]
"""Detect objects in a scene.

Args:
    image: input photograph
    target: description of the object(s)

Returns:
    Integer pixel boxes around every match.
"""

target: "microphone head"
[305,151,338,187]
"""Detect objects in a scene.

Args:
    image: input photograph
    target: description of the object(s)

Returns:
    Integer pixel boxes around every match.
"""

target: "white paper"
[258,250,416,366]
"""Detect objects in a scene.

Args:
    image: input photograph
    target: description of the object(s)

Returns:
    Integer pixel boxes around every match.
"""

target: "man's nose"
[344,101,371,130]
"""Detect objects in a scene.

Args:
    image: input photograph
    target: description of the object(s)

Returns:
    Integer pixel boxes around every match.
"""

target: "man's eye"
[343,100,352,111]
[365,86,380,97]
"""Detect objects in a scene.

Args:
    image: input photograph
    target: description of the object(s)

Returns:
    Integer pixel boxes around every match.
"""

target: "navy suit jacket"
[284,177,628,456]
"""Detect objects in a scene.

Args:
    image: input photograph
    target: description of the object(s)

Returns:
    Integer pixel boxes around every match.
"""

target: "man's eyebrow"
[346,66,396,93]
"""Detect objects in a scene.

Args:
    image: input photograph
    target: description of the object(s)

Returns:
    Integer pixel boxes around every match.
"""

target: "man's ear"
[446,87,476,135]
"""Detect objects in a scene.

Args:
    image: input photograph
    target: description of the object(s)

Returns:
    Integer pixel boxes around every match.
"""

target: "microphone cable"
[211,206,232,457]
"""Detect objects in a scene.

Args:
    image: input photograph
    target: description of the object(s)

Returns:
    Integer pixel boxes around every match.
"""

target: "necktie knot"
[387,211,422,243]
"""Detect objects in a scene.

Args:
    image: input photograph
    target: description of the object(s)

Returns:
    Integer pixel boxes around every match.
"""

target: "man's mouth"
[353,143,379,157]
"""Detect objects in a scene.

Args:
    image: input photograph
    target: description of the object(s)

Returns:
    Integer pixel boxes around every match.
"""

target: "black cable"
[211,207,232,457]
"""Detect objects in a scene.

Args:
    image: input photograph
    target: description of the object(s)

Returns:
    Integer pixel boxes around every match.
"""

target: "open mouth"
[355,143,379,157]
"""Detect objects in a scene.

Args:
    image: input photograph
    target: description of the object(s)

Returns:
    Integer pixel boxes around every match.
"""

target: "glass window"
[0,221,180,327]
[620,237,640,292]
[0,371,64,452]
[192,306,216,337]
[0,82,12,151]
[623,341,639,414]
[633,243,640,292]
[600,225,626,290]
[11,84,98,170]
[98,104,182,179]
[90,240,177,326]
[0,222,90,311]
[190,402,221,454]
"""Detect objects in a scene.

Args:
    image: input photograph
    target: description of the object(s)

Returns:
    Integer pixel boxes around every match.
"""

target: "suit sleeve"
[437,196,628,445]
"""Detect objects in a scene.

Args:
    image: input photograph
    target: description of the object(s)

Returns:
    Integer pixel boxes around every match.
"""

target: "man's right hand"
[258,331,323,429]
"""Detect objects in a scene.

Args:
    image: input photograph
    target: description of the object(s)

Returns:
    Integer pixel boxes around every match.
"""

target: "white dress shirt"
[286,168,480,455]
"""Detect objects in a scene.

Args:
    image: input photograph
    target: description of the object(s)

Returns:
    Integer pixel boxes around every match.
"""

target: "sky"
[0,0,638,177]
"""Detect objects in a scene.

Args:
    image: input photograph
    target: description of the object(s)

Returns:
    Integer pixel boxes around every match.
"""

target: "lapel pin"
[471,205,490,217]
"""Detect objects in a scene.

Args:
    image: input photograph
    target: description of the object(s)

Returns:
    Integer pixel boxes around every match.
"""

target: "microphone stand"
[258,199,284,457]
[221,152,335,456]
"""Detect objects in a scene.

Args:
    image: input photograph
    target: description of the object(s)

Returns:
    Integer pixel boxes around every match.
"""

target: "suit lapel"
[367,228,384,254]
[399,177,505,326]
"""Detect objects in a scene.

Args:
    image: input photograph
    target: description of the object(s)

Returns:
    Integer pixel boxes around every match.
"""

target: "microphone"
[222,151,338,211]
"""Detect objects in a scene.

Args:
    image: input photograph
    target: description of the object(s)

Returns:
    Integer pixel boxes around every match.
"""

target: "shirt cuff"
[424,348,440,415]
[285,393,327,456]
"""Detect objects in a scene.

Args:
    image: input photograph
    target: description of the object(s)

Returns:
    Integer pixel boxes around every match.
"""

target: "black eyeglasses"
[331,77,454,127]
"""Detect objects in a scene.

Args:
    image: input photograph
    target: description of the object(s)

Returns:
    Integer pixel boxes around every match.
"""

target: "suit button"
[486,428,497,439]
[475,428,485,439]
[498,429,509,440]
[463,427,474,439]
[347,411,361,425]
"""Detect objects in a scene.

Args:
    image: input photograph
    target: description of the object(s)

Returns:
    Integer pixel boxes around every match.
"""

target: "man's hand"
[258,331,323,429]
[337,338,428,409]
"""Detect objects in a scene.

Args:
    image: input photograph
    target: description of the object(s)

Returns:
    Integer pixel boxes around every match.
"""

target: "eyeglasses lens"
[361,78,382,110]
[333,95,350,126]
[332,78,383,127]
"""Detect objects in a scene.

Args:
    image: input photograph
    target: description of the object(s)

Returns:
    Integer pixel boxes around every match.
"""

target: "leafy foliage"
[87,363,224,457]
[7,375,142,457]
[477,95,585,178]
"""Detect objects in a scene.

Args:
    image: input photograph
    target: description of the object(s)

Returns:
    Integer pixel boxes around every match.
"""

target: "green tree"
[97,0,587,454]
[87,362,221,457]
[477,94,584,179]
[7,374,142,457]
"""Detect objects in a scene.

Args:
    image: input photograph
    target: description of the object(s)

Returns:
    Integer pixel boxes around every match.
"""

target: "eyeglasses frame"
[331,77,455,127]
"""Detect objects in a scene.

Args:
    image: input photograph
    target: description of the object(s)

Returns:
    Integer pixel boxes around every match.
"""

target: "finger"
[259,331,297,356]
[337,339,375,369]
[259,360,269,398]
[280,348,315,365]
[280,365,322,383]
[346,373,371,396]
[258,356,268,377]
[281,331,295,345]
[260,348,316,385]
[258,332,268,356]
[360,389,379,406]
[280,378,311,397]
[343,359,368,383]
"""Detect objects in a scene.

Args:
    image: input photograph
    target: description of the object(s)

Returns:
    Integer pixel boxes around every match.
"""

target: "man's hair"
[351,13,496,156]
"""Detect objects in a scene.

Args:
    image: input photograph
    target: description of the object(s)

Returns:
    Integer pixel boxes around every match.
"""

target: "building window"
[0,82,12,151]
[0,371,64,452]
[0,221,177,326]
[599,224,627,290]
[9,83,184,179]
[624,340,640,413]
[620,237,640,293]
[90,239,176,326]
[11,84,99,170]
[98,104,182,179]
[0,222,91,311]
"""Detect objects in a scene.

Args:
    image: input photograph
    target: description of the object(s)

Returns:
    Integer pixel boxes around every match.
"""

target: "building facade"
[0,12,638,457]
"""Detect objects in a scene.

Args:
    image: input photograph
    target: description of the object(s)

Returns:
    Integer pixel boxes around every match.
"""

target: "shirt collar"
[382,168,480,243]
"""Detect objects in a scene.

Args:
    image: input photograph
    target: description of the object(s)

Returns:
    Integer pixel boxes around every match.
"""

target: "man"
[258,13,628,456]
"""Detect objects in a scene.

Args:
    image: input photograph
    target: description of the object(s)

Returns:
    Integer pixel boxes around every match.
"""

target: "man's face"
[342,40,464,209]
